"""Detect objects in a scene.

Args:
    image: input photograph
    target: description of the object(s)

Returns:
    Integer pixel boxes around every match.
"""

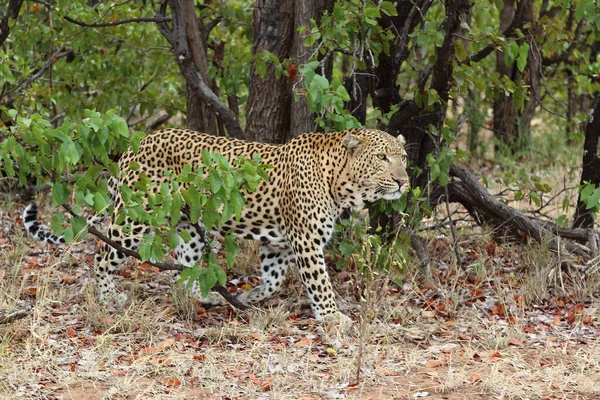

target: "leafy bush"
[0,108,269,295]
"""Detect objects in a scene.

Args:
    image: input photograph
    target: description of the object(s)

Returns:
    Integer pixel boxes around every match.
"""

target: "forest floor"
[1,196,599,400]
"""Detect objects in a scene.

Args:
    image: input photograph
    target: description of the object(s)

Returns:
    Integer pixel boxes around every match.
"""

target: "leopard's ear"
[397,135,406,147]
[342,134,362,153]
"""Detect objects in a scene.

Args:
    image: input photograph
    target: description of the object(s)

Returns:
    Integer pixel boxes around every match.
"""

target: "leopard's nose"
[394,179,407,188]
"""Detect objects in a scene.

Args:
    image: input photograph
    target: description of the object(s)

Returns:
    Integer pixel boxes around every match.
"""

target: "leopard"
[23,128,409,324]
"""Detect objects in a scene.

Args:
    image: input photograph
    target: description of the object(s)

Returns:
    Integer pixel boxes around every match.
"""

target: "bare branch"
[61,204,249,311]
[5,46,71,98]
[162,0,244,138]
[63,15,170,28]
[155,1,174,43]
[144,113,171,131]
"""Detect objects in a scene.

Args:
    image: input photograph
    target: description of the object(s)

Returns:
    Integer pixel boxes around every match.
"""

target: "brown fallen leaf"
[60,275,78,284]
[294,337,313,346]
[469,372,482,383]
[162,378,182,387]
[483,351,502,362]
[159,337,176,348]
[425,359,445,368]
[508,337,522,346]
[66,327,77,337]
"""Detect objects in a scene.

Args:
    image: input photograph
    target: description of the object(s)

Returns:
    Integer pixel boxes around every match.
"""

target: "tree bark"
[573,93,600,229]
[182,0,217,134]
[156,0,244,139]
[0,0,24,47]
[289,0,334,139]
[492,0,538,151]
[388,0,471,189]
[245,0,294,144]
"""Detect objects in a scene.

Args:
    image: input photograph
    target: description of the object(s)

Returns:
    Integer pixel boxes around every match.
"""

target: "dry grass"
[1,201,600,400]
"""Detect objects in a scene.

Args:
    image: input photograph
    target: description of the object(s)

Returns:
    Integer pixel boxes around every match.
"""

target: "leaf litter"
[0,204,599,399]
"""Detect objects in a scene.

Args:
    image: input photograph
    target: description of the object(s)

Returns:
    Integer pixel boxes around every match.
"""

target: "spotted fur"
[23,128,409,323]
[22,204,65,244]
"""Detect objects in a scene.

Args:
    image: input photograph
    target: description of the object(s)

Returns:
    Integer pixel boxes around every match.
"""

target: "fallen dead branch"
[0,307,30,324]
[438,164,600,260]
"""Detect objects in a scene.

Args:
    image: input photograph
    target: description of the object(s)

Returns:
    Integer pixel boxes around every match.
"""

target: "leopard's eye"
[377,154,388,161]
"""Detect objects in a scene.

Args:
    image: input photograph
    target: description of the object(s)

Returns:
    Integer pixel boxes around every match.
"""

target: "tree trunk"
[372,0,471,234]
[156,0,245,139]
[573,93,600,229]
[181,0,217,134]
[492,0,538,152]
[372,0,431,117]
[388,0,471,189]
[289,0,334,139]
[245,0,294,144]
[0,0,24,47]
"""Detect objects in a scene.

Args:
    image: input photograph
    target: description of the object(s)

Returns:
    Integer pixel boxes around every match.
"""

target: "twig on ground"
[61,204,249,311]
[0,307,30,324]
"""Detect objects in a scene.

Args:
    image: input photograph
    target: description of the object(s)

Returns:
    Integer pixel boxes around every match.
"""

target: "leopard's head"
[342,129,409,203]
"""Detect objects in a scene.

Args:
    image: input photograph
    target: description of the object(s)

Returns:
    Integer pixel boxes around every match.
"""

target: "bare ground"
[1,203,599,400]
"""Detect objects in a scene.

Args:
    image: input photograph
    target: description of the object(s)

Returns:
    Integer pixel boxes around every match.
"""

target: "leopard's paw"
[99,291,129,309]
[320,311,353,332]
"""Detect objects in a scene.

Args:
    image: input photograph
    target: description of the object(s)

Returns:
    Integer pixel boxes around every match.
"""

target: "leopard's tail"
[22,203,65,244]
[23,178,117,244]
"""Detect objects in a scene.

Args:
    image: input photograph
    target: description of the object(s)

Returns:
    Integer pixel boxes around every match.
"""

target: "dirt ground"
[1,202,599,400]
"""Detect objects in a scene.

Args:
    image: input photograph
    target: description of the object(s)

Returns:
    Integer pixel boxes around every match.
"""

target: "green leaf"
[167,228,180,249]
[380,1,398,16]
[209,170,222,194]
[516,43,529,72]
[223,235,238,269]
[139,237,153,261]
[71,216,88,239]
[52,183,69,207]
[454,40,467,62]
[513,87,525,111]
[364,7,381,19]
[216,267,227,285]
[338,242,355,257]
[171,195,182,226]
[586,187,600,210]
[63,227,74,243]
[505,41,519,67]
[202,150,212,167]
[93,192,108,213]
[335,85,351,102]
[312,74,329,90]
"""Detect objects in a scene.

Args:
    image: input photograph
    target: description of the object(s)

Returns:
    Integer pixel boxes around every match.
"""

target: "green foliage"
[111,150,269,296]
[578,182,600,216]
[332,215,409,286]
[298,61,361,131]
[1,2,183,127]
[0,107,269,296]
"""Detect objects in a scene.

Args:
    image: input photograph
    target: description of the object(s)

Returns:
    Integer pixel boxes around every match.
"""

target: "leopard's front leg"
[288,235,351,325]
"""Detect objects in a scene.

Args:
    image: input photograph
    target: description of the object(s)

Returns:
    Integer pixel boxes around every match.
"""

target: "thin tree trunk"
[156,0,245,139]
[245,0,294,144]
[182,0,217,134]
[573,93,600,229]
[492,0,538,152]
[0,0,24,47]
[374,0,471,234]
[289,0,334,139]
